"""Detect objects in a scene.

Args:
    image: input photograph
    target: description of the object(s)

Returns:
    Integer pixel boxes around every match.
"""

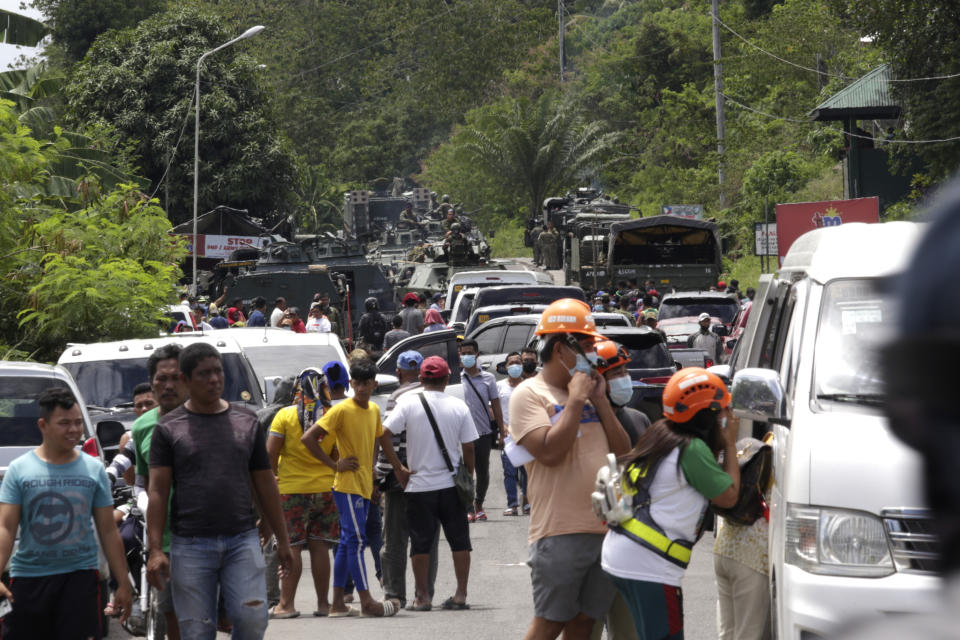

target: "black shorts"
[2,569,102,640]
[405,487,472,555]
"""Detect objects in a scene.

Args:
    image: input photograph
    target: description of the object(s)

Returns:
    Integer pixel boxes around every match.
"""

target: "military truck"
[219,236,396,336]
[343,186,432,239]
[562,213,631,288]
[607,216,723,291]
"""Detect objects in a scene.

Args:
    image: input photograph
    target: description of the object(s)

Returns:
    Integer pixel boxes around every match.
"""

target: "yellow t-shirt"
[318,398,382,499]
[509,375,611,543]
[270,405,336,494]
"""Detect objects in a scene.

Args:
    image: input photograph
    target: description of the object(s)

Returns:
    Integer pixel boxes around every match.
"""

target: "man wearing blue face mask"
[594,340,650,446]
[498,352,529,516]
[458,339,505,523]
[509,299,632,640]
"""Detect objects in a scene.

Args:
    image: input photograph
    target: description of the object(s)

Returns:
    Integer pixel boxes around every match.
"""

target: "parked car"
[58,334,264,455]
[722,221,937,638]
[0,362,104,472]
[658,291,741,332]
[444,269,551,312]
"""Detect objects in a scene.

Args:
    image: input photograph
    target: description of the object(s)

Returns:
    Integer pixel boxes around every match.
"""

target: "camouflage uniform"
[537,227,561,270]
[444,227,470,266]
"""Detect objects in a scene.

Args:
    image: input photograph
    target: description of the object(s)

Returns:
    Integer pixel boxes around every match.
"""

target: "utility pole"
[711,0,726,207]
[558,0,565,81]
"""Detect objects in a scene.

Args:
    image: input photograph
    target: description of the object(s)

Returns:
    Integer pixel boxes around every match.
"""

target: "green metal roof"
[809,64,901,121]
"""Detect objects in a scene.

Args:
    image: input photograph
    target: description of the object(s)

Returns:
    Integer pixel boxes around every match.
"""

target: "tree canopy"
[64,6,297,225]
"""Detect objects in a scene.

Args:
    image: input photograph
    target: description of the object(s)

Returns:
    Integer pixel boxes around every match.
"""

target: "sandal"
[103,602,118,617]
[503,507,518,516]
[360,599,401,617]
[441,597,470,610]
[475,510,487,521]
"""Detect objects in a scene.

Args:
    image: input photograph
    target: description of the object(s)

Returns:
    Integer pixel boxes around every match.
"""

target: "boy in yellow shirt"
[301,359,400,618]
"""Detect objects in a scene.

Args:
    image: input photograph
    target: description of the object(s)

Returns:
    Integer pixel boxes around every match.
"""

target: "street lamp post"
[192,25,265,295]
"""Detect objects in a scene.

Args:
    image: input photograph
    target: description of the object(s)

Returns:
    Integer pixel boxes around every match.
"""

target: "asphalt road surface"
[108,457,720,640]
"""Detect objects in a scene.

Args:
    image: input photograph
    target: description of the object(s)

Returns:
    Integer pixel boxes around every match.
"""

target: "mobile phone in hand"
[0,596,12,619]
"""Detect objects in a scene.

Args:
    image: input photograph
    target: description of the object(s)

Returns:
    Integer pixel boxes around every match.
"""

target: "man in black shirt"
[147,342,292,637]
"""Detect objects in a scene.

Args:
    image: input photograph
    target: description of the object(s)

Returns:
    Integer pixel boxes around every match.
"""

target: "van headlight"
[785,504,894,577]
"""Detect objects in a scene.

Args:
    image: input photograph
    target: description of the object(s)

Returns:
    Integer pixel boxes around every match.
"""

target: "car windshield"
[63,353,260,409]
[612,335,675,369]
[659,299,739,323]
[242,345,343,380]
[814,279,890,399]
[0,377,67,446]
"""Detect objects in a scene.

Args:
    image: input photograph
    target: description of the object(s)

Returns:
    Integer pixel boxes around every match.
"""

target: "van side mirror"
[96,420,126,449]
[730,368,790,426]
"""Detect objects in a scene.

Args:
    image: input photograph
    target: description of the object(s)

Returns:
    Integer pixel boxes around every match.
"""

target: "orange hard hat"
[662,367,730,423]
[595,340,631,374]
[534,298,606,339]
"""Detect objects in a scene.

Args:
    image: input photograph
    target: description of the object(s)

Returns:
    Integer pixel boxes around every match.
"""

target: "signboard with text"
[184,234,269,259]
[661,204,704,219]
[754,222,777,256]
[775,197,879,264]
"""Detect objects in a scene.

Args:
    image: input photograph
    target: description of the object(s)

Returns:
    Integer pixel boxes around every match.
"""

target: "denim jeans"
[501,450,529,508]
[170,529,268,640]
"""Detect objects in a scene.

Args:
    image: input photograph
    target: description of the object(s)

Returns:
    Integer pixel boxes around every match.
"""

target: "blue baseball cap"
[397,350,424,371]
[322,360,349,390]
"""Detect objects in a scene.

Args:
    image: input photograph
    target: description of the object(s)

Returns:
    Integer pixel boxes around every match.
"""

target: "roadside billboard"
[183,234,269,259]
[754,222,777,256]
[775,197,879,263]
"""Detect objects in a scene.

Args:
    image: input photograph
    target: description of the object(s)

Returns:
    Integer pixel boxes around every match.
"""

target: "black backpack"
[713,437,773,526]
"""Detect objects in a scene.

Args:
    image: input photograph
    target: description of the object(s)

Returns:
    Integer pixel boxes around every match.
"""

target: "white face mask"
[607,375,634,406]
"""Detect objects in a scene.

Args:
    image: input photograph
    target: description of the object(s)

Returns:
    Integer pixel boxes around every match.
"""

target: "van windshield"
[814,279,890,400]
[63,353,261,409]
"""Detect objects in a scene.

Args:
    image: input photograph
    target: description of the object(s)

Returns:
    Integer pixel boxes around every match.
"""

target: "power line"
[148,89,195,201]
[713,12,960,83]
[722,93,960,144]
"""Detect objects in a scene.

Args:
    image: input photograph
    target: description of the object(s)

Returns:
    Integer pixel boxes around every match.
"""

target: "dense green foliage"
[0,100,185,361]
[64,6,297,226]
[32,0,163,62]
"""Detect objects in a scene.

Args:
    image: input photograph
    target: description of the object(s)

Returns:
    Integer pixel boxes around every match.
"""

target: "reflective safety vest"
[610,450,706,569]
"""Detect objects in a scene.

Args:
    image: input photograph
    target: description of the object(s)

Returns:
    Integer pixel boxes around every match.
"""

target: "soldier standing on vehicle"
[538,221,562,270]
[442,209,460,232]
[687,312,722,363]
[444,224,470,266]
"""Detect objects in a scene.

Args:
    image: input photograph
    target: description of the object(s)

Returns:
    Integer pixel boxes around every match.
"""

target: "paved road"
[109,459,720,640]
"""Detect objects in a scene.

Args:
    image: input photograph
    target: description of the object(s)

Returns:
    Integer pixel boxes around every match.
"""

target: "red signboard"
[775,197,879,264]
[181,234,268,259]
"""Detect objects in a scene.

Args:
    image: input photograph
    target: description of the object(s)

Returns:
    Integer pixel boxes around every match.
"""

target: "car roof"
[0,361,74,377]
[209,327,342,349]
[59,333,244,364]
[780,221,923,283]
[660,291,739,301]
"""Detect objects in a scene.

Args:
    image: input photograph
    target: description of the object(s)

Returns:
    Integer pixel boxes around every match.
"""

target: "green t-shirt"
[131,407,172,552]
[679,437,732,500]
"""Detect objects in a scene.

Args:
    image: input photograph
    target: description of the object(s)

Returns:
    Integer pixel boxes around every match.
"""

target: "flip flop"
[268,608,300,619]
[328,607,359,618]
[441,597,470,610]
[406,602,432,612]
[360,599,400,618]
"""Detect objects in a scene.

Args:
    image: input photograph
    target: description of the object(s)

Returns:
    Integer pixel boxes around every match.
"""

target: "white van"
[727,222,938,638]
[444,269,552,311]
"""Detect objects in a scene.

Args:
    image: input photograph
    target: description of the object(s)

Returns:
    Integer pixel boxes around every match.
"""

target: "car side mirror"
[496,361,507,375]
[725,338,738,351]
[441,309,452,322]
[96,420,126,449]
[674,361,683,371]
[375,373,400,395]
[730,368,790,426]
[712,324,729,337]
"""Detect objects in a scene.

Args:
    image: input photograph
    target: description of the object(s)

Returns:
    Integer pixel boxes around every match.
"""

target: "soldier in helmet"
[438,194,453,218]
[441,208,461,233]
[399,202,420,228]
[444,223,470,266]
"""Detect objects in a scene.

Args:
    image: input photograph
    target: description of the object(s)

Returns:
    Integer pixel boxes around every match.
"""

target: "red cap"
[420,356,450,379]
[717,281,727,290]
[403,292,420,305]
